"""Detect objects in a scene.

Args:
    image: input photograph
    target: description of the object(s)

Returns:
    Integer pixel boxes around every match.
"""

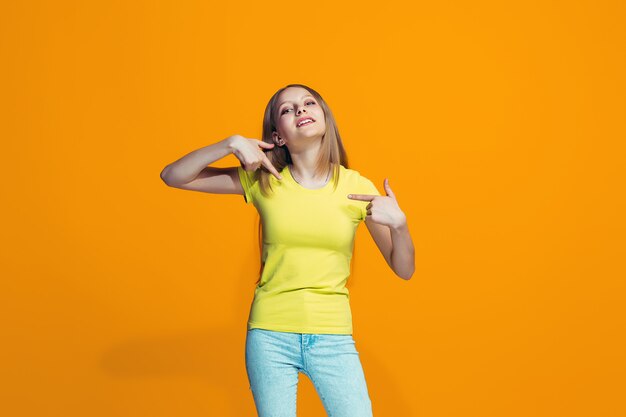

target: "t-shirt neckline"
[285,164,335,192]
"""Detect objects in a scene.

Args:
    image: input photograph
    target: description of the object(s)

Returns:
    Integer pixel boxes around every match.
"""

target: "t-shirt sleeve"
[358,175,381,221]
[237,165,256,204]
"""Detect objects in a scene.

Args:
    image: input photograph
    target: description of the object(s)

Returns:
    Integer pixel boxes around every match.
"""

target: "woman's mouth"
[296,119,315,128]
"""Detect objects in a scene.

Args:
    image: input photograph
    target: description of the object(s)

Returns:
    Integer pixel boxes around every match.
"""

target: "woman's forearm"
[160,135,238,186]
[389,222,415,280]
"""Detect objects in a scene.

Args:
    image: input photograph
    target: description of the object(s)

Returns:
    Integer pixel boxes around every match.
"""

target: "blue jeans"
[245,328,374,417]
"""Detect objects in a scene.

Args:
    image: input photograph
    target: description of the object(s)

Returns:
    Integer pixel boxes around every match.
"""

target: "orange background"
[2,1,625,416]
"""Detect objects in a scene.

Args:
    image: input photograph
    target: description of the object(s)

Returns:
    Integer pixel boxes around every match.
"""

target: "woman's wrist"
[226,134,243,153]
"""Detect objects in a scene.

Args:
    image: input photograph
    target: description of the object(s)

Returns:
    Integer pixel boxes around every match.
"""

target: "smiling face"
[272,86,326,148]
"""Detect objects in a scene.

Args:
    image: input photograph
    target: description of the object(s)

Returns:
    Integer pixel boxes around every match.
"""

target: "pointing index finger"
[347,194,376,201]
[262,155,283,180]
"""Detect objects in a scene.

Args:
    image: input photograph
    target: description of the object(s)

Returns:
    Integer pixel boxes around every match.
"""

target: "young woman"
[160,84,415,417]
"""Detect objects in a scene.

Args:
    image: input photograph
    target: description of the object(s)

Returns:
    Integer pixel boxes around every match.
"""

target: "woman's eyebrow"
[278,95,314,107]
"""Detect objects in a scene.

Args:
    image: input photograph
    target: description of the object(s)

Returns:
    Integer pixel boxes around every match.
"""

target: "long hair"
[253,84,352,285]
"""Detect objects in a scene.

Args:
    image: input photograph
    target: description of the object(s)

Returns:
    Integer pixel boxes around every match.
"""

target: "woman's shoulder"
[340,164,359,175]
[340,165,369,181]
[340,165,379,194]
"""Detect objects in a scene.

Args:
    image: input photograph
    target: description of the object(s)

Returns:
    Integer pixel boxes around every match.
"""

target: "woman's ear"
[272,132,285,147]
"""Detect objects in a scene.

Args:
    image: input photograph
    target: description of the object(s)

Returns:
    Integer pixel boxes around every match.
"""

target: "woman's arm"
[365,218,415,280]
[160,135,238,187]
[389,221,415,280]
[349,177,415,280]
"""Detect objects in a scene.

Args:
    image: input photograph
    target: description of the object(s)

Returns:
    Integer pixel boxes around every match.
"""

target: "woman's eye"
[281,101,316,115]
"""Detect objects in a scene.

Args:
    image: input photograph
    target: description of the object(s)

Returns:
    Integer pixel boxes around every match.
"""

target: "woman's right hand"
[228,135,283,180]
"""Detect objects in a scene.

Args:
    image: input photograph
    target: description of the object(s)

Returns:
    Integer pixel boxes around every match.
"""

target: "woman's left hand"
[348,178,407,229]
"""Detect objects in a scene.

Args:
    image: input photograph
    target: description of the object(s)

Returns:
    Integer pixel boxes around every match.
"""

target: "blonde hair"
[252,84,353,284]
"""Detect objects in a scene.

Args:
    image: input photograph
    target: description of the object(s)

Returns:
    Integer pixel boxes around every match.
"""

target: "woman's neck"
[290,164,331,187]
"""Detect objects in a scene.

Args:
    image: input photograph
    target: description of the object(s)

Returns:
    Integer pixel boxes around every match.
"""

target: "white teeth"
[297,119,314,127]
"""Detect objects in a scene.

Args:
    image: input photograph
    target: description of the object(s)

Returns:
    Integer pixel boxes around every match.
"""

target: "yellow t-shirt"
[237,163,381,335]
